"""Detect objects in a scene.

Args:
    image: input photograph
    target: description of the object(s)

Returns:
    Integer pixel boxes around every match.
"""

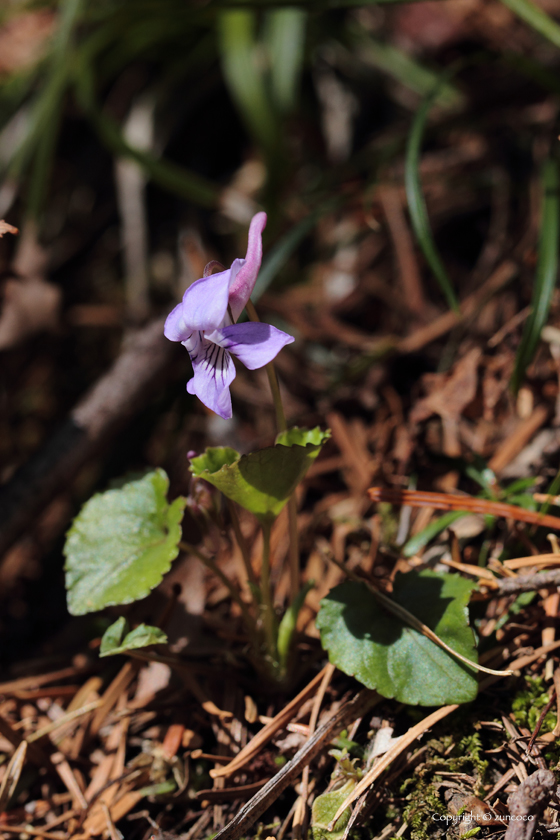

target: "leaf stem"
[246,298,300,598]
[260,521,278,660]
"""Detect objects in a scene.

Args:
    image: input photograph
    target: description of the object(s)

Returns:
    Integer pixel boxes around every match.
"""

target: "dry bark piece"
[0,317,174,557]
[505,769,557,840]
[0,222,60,350]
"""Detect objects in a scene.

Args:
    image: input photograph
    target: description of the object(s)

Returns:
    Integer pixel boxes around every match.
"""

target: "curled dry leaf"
[0,220,18,238]
[410,347,481,424]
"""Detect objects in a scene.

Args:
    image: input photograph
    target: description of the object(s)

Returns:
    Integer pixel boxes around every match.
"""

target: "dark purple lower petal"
[187,336,236,419]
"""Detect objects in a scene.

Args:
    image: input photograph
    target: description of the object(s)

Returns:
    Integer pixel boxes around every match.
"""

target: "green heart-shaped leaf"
[190,427,330,524]
[100,617,168,657]
[317,570,478,706]
[64,469,186,615]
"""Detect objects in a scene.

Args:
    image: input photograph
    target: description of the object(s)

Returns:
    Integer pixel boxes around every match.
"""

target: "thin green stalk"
[227,499,258,589]
[245,298,300,598]
[179,541,256,636]
[260,521,278,659]
[264,362,287,433]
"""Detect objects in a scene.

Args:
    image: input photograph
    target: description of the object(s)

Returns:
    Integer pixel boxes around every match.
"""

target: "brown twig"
[293,663,336,840]
[492,570,560,596]
[211,689,378,840]
[526,687,556,755]
[368,487,560,532]
[210,666,332,779]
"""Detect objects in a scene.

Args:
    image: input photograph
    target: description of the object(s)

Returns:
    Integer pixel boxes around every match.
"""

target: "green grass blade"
[499,0,560,49]
[265,8,306,114]
[403,510,468,557]
[355,36,464,110]
[218,10,279,157]
[537,465,560,519]
[405,84,460,312]
[511,159,559,393]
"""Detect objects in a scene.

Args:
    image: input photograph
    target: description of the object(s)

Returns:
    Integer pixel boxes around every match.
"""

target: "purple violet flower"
[164,212,294,419]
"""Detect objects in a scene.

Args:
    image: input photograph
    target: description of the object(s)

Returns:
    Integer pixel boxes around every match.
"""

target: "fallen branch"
[493,569,560,596]
[0,318,175,557]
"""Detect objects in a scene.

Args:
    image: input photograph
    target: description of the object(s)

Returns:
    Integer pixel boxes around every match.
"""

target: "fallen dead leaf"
[410,347,482,424]
[0,220,18,238]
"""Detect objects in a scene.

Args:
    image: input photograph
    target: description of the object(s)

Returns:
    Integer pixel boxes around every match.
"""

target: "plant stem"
[227,499,258,589]
[179,541,256,636]
[246,298,300,599]
[260,521,277,660]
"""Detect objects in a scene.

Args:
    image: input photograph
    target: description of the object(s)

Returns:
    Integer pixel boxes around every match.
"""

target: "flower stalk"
[245,298,300,599]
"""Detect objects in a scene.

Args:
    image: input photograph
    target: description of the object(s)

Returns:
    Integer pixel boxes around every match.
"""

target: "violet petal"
[228,212,267,321]
[181,270,231,332]
[210,321,294,370]
[164,301,192,342]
